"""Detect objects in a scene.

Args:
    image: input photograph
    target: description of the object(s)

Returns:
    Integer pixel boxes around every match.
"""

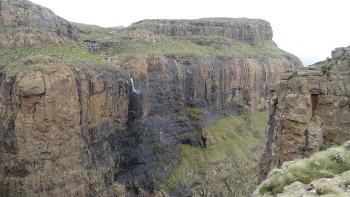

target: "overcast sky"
[30,0,350,66]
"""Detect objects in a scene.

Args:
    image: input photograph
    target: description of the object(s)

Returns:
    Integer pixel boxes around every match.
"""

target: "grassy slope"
[257,141,350,196]
[0,43,106,76]
[72,22,119,41]
[162,111,268,195]
[106,32,296,63]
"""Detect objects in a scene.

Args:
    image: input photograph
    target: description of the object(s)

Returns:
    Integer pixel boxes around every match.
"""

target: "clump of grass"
[257,141,350,196]
[152,143,167,155]
[185,107,203,121]
[316,185,342,196]
[287,71,297,80]
[321,64,333,79]
[343,179,350,187]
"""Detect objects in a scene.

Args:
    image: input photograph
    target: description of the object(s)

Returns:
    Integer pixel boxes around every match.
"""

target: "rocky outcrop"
[130,18,273,45]
[0,0,77,45]
[332,46,350,59]
[259,46,350,179]
[256,141,350,196]
[276,172,350,197]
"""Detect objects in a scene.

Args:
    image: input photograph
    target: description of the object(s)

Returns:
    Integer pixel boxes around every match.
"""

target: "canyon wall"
[0,64,129,196]
[259,46,350,179]
[0,0,303,196]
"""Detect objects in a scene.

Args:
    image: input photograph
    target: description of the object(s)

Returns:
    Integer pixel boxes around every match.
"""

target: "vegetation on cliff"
[256,141,350,196]
[163,111,268,195]
[0,44,107,76]
[105,33,296,63]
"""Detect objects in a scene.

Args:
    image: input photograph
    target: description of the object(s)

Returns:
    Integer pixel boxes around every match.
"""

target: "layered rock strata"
[130,18,273,45]
[0,0,303,196]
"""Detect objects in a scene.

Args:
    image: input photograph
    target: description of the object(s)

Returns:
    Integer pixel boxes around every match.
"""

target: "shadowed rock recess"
[259,46,350,180]
[0,0,302,196]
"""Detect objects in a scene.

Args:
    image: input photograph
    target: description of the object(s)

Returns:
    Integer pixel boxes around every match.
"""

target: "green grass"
[162,111,268,195]
[257,141,350,196]
[315,185,345,196]
[0,43,105,76]
[185,107,204,122]
[72,22,119,41]
[106,32,296,64]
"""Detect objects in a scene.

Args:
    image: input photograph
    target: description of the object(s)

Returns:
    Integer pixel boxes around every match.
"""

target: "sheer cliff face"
[0,1,303,196]
[259,47,350,179]
[0,0,77,45]
[0,65,129,196]
[126,56,301,121]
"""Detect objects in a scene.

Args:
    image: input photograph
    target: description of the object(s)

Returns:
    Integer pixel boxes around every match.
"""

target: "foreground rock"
[256,141,350,196]
[259,46,350,180]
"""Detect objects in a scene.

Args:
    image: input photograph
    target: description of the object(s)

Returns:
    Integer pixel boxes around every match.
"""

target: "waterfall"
[129,75,140,95]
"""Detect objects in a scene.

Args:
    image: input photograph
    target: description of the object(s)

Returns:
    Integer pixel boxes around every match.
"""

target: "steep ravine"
[0,0,303,196]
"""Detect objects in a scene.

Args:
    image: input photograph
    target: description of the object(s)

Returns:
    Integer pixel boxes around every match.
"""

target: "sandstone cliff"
[105,19,301,195]
[0,63,130,196]
[259,46,350,180]
[0,1,303,196]
[130,18,272,44]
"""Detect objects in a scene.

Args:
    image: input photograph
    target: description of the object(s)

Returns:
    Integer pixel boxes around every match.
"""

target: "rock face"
[131,18,273,45]
[0,0,303,196]
[125,56,301,119]
[0,64,129,196]
[332,46,350,59]
[259,46,350,179]
[0,0,77,45]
